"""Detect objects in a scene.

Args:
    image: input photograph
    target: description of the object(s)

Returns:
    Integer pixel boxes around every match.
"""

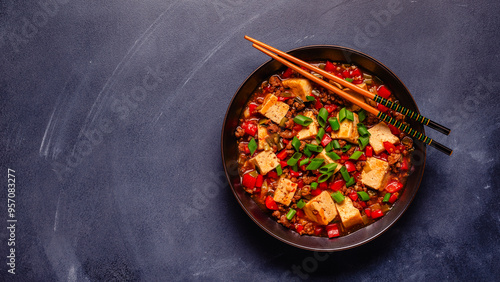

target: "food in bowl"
[234,61,414,238]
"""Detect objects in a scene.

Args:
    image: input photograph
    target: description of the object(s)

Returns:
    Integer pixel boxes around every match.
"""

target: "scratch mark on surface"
[53,194,61,232]
[153,111,163,124]
[40,102,58,158]
[77,0,183,138]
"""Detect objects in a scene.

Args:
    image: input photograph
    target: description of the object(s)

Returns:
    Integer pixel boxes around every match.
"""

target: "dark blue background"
[1,0,499,280]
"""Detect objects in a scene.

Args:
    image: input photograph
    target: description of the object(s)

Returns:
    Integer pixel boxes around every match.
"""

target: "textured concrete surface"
[1,0,499,280]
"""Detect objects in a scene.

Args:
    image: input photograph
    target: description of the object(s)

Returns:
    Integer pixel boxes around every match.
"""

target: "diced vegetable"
[358,110,367,122]
[255,174,264,188]
[241,122,257,136]
[299,158,310,167]
[371,209,384,219]
[377,85,391,98]
[276,164,283,176]
[320,133,332,147]
[319,163,338,174]
[297,199,306,209]
[242,173,257,189]
[318,173,332,183]
[316,128,325,143]
[248,138,257,155]
[383,141,397,154]
[385,180,403,193]
[339,108,347,122]
[276,149,288,160]
[286,209,297,220]
[330,179,345,191]
[294,115,313,126]
[345,177,355,187]
[326,151,341,160]
[292,136,301,151]
[318,108,329,128]
[326,223,340,238]
[365,145,373,157]
[358,136,370,150]
[389,192,399,204]
[344,161,356,172]
[328,117,340,131]
[324,61,336,72]
[305,144,323,153]
[349,151,363,160]
[357,191,370,201]
[265,196,279,210]
[332,140,341,150]
[340,166,350,181]
[306,158,325,170]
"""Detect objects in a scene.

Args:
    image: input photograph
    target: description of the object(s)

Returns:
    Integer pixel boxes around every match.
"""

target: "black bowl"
[221,45,426,252]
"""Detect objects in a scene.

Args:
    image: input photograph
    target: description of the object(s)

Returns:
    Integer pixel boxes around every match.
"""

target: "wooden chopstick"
[245,35,451,136]
[246,37,453,156]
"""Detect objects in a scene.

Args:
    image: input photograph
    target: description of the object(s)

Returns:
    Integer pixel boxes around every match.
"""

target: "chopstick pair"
[245,35,453,156]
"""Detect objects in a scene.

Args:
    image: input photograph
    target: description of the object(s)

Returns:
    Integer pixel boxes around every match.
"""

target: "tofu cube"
[316,150,342,174]
[273,178,298,206]
[296,111,319,140]
[282,78,312,101]
[257,125,269,150]
[367,122,400,154]
[330,112,359,144]
[335,197,363,229]
[304,191,338,225]
[259,94,290,124]
[360,157,390,191]
[250,150,280,175]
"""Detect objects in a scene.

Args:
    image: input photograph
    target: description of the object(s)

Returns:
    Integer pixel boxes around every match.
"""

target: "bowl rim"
[221,44,427,252]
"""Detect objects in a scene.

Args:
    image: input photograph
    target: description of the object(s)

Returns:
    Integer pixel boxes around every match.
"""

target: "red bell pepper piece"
[311,188,322,196]
[280,160,288,168]
[320,134,332,147]
[297,180,304,188]
[296,209,305,218]
[255,174,264,188]
[325,126,332,133]
[341,155,349,161]
[267,171,278,179]
[282,138,290,144]
[289,169,302,178]
[344,161,356,172]
[241,122,257,136]
[293,123,303,131]
[242,173,257,189]
[364,208,371,217]
[388,124,400,135]
[351,68,362,77]
[352,79,364,84]
[377,85,391,99]
[377,153,388,162]
[249,103,258,115]
[365,145,373,157]
[359,200,367,208]
[314,99,323,110]
[282,68,293,78]
[377,103,389,113]
[243,144,250,154]
[385,180,403,193]
[319,182,328,190]
[265,196,279,210]
[389,192,399,204]
[277,96,292,102]
[383,142,396,154]
[326,223,340,238]
[295,224,304,233]
[330,179,345,191]
[371,209,384,219]
[324,61,336,72]
[348,192,358,201]
[342,70,351,78]
[314,226,323,236]
[277,150,288,160]
[401,158,409,171]
[324,104,337,113]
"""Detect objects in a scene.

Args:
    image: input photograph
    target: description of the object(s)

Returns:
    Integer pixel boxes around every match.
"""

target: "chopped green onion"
[341,144,352,153]
[299,158,310,167]
[292,164,299,172]
[297,199,306,209]
[249,170,259,178]
[326,151,341,160]
[345,109,354,121]
[358,136,370,150]
[339,108,347,122]
[345,78,353,82]
[306,96,316,102]
[306,158,325,170]
[358,110,367,122]
[328,117,340,131]
[293,115,313,126]
[319,163,338,174]
[340,166,350,181]
[318,108,329,128]
[349,151,363,160]
[325,141,334,152]
[332,140,341,150]
[276,164,283,176]
[318,173,332,183]
[357,123,370,137]
[305,144,323,153]
[311,182,318,190]
[279,117,288,127]
[357,191,370,201]
[316,128,325,143]
[346,177,355,187]
[292,136,301,151]
[287,152,302,166]
[248,138,257,155]
[303,147,312,157]
[286,208,297,220]
[383,193,391,203]
[258,118,269,125]
[331,191,345,203]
